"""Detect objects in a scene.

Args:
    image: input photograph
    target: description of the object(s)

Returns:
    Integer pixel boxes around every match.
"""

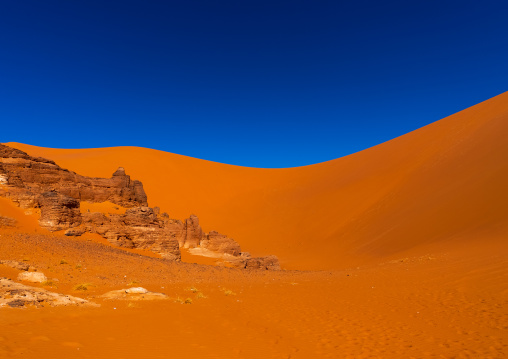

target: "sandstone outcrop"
[0,277,97,308]
[0,215,16,227]
[38,191,82,231]
[182,215,203,248]
[0,144,281,269]
[0,143,147,209]
[226,254,281,270]
[200,231,241,256]
[0,260,34,271]
[81,207,181,261]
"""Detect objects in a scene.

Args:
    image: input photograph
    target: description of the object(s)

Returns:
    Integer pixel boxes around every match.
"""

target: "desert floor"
[1,227,506,358]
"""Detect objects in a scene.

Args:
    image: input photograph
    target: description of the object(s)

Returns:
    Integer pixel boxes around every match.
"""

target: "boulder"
[125,287,148,294]
[200,231,241,256]
[245,255,281,270]
[65,226,86,236]
[227,255,281,270]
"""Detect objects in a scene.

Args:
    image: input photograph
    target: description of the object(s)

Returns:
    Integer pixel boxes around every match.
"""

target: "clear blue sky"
[1,0,507,167]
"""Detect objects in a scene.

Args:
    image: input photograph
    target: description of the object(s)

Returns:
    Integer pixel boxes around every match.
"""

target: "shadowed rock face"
[81,207,181,261]
[0,144,280,269]
[38,191,82,231]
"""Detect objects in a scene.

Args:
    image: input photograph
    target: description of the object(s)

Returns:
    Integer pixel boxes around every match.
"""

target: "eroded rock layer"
[0,144,147,208]
[0,144,279,269]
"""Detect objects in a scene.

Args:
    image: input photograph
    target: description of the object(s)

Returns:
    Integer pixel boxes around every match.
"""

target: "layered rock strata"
[0,144,147,208]
[0,144,280,269]
[0,215,16,227]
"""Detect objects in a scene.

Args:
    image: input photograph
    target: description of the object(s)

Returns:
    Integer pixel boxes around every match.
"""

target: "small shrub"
[189,286,198,293]
[127,280,139,286]
[223,289,236,296]
[75,264,82,269]
[73,283,93,291]
[41,280,57,287]
[184,298,193,304]
[60,259,68,265]
[196,292,206,299]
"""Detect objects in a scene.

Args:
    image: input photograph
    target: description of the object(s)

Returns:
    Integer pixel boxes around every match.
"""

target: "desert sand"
[1,91,507,358]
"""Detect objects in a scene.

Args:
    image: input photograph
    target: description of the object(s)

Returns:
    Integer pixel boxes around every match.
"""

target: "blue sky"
[1,0,507,167]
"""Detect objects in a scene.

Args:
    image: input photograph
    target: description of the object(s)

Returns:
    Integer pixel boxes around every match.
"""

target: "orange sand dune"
[9,91,508,270]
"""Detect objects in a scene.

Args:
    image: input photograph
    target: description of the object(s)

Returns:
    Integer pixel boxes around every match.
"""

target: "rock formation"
[38,191,82,231]
[0,278,97,308]
[0,144,147,208]
[81,207,181,261]
[0,260,34,271]
[225,254,281,270]
[182,215,203,248]
[0,143,280,269]
[201,231,242,256]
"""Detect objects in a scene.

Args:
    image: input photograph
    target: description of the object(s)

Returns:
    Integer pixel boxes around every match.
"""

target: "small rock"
[17,272,47,283]
[125,287,148,294]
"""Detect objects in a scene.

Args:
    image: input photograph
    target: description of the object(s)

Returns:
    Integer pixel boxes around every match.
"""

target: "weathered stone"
[0,278,97,308]
[200,231,241,256]
[0,144,281,269]
[65,226,86,236]
[247,255,281,270]
[17,271,47,283]
[0,215,16,227]
[38,191,82,231]
[0,260,31,271]
[227,255,281,270]
[82,209,182,261]
[182,215,203,248]
[0,144,147,208]
[125,287,148,294]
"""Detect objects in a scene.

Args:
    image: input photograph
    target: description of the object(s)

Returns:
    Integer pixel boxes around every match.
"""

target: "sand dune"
[8,91,508,270]
[1,92,508,358]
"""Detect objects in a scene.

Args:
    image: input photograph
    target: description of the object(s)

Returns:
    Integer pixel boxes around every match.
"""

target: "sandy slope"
[0,230,506,358]
[8,91,508,270]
